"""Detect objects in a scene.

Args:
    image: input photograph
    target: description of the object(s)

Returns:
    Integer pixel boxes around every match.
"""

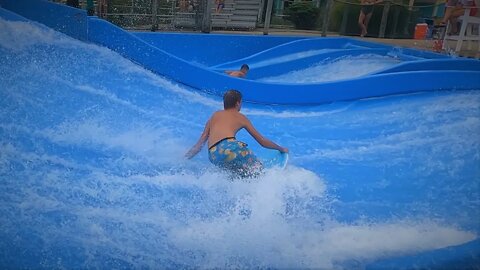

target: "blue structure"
[0,0,479,269]
[1,0,480,105]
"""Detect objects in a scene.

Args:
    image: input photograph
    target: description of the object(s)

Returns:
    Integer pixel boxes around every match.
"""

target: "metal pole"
[403,0,414,35]
[339,5,349,35]
[432,0,440,17]
[263,0,274,35]
[378,0,390,38]
[408,0,415,9]
[258,0,266,23]
[152,0,158,31]
[391,6,399,37]
[202,0,213,33]
[171,0,175,29]
[321,0,333,37]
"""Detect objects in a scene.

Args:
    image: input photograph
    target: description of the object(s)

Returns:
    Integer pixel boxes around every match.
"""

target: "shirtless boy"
[225,64,249,78]
[185,90,288,177]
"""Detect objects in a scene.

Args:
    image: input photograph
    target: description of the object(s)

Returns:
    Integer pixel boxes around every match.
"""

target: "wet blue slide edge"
[134,32,307,67]
[86,18,480,105]
[3,0,480,105]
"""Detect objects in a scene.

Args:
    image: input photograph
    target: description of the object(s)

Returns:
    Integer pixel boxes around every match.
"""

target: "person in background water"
[358,0,383,37]
[225,64,249,78]
[185,90,288,178]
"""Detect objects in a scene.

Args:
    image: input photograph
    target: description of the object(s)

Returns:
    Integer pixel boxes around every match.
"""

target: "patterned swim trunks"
[208,137,263,178]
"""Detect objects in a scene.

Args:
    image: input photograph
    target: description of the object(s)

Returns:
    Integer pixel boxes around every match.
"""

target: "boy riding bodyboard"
[185,90,288,178]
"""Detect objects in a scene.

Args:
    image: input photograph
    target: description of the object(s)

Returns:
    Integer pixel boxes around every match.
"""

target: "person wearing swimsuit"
[208,137,262,178]
[440,0,476,35]
[361,4,374,15]
[225,64,249,78]
[358,0,382,37]
[185,90,288,178]
[216,0,225,13]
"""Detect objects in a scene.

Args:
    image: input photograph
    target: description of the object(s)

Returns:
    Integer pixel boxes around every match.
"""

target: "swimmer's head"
[223,89,242,110]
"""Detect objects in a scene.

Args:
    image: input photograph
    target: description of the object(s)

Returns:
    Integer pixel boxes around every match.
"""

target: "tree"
[285,1,321,30]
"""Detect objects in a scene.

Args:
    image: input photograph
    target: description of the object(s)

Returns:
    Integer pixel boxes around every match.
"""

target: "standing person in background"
[86,0,95,15]
[98,0,108,17]
[439,0,476,35]
[358,0,383,37]
[216,0,225,13]
[179,0,189,12]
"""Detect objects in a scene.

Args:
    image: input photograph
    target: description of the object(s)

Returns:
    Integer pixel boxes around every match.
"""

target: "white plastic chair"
[443,7,480,52]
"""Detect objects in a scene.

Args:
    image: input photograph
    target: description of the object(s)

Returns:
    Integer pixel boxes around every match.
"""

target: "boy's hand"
[280,147,289,153]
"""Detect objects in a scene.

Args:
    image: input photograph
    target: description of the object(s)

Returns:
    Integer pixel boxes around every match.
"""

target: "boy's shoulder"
[215,109,244,118]
[236,111,248,121]
[211,110,222,116]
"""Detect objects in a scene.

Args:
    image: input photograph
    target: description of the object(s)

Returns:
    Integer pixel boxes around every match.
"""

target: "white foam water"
[258,54,401,84]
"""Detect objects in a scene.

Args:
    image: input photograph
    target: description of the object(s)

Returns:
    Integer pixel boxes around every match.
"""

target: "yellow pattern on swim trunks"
[224,149,237,161]
[209,146,217,160]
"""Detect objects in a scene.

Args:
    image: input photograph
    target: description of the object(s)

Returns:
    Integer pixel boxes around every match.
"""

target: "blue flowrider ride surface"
[1,2,480,270]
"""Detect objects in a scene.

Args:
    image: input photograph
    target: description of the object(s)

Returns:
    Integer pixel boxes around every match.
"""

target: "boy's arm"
[185,119,210,159]
[242,116,288,153]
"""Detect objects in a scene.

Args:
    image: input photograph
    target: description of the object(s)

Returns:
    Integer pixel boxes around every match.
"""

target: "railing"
[110,0,205,30]
[265,0,446,39]
[51,0,451,40]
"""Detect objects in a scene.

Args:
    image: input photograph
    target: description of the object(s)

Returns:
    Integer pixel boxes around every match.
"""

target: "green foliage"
[329,2,347,31]
[284,1,321,30]
[270,16,295,27]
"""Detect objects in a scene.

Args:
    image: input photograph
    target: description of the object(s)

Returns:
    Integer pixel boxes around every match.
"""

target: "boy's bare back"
[185,89,287,161]
[207,109,246,148]
[225,70,246,78]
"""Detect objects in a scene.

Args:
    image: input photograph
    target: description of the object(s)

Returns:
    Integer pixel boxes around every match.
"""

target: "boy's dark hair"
[241,64,249,71]
[223,89,242,109]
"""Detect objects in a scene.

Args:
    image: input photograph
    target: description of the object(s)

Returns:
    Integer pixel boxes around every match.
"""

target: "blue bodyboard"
[257,150,289,169]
